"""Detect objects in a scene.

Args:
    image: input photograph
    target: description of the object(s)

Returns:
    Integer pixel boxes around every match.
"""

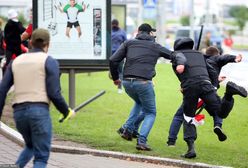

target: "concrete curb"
[0,121,231,168]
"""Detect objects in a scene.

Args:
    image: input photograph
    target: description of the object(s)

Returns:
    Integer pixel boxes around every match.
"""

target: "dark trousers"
[182,81,233,141]
[3,48,22,74]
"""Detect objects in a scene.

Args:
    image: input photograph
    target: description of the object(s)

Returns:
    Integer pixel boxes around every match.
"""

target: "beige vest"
[12,52,50,104]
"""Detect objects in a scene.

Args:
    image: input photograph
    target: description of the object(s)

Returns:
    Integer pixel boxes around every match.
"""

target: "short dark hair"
[138,23,156,33]
[206,46,220,56]
[111,19,119,26]
[31,28,50,49]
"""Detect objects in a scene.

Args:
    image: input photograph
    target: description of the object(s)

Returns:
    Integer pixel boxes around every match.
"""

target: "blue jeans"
[168,103,223,142]
[13,104,52,168]
[122,79,156,144]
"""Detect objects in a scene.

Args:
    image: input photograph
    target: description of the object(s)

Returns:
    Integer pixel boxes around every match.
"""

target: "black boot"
[181,140,196,159]
[214,126,227,141]
[226,81,247,98]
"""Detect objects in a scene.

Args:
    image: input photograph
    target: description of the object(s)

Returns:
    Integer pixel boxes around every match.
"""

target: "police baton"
[59,90,106,123]
[195,25,204,50]
[74,90,106,112]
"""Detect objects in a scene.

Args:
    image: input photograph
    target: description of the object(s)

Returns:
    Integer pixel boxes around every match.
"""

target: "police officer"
[172,37,247,158]
[166,46,245,147]
[0,28,75,167]
[109,23,186,151]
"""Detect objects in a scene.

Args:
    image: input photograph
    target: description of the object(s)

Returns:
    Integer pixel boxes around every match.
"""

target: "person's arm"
[159,45,186,74]
[45,56,69,116]
[75,3,84,12]
[21,32,30,41]
[158,44,186,65]
[0,63,14,119]
[18,22,26,35]
[122,30,127,41]
[21,24,32,41]
[109,41,127,81]
[216,54,237,67]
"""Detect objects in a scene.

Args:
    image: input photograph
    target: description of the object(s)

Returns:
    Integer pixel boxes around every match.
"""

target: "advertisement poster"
[36,0,109,61]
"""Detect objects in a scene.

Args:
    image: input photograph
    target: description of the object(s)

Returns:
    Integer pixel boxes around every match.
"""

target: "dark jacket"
[0,29,4,55]
[111,27,127,54]
[109,32,186,81]
[205,54,236,75]
[173,37,218,88]
[4,19,25,51]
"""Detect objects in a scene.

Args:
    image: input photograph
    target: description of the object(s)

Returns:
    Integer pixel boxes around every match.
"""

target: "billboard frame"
[33,0,111,70]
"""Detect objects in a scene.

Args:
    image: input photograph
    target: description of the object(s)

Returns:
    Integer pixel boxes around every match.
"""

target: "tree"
[180,15,190,26]
[229,5,248,32]
[18,12,28,27]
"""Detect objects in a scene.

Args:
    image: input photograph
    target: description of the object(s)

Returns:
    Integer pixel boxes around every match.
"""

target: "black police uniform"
[172,37,234,158]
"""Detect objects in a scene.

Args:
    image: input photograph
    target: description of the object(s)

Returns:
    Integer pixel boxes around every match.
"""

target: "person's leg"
[182,120,197,158]
[14,109,34,168]
[29,106,52,168]
[213,115,227,141]
[2,50,12,75]
[181,100,197,158]
[117,110,143,139]
[136,81,156,150]
[76,26,82,37]
[66,27,71,37]
[201,87,227,141]
[120,80,142,141]
[218,81,247,118]
[181,86,199,158]
[167,103,184,146]
[132,111,145,138]
[120,103,141,140]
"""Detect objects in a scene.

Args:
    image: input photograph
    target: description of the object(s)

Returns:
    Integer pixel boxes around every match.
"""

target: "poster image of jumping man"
[36,0,108,60]
[56,0,89,38]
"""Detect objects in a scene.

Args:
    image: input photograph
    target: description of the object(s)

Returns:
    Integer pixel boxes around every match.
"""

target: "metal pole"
[206,0,211,26]
[189,0,195,39]
[69,69,76,108]
[156,0,166,45]
[137,0,143,26]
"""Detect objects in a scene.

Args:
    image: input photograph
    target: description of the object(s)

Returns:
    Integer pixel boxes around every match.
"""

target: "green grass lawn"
[51,63,248,168]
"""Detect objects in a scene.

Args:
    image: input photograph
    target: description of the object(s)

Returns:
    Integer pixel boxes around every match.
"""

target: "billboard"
[33,0,111,68]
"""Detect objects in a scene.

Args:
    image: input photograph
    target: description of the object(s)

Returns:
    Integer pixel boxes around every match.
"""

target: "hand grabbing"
[59,108,76,123]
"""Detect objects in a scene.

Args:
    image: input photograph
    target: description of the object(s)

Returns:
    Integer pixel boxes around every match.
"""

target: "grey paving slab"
[0,134,177,168]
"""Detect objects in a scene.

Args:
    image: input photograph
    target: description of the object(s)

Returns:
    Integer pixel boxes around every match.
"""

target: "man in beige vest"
[0,28,75,168]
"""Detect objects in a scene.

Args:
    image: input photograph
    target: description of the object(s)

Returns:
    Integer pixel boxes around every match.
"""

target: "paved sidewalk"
[0,121,229,168]
[0,134,178,168]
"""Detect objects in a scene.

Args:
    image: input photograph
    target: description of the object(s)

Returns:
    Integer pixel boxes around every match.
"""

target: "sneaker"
[226,81,247,97]
[121,129,132,141]
[166,140,176,147]
[136,143,152,151]
[214,126,227,142]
